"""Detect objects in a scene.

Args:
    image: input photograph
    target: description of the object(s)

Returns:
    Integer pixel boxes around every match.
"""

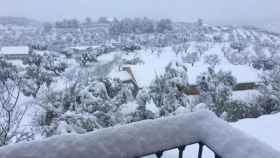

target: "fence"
[0,111,279,158]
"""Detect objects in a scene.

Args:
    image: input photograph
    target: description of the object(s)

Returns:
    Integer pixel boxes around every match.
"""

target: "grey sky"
[0,0,279,25]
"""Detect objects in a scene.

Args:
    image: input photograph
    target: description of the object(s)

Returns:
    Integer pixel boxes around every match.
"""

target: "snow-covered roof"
[0,111,279,158]
[0,46,29,55]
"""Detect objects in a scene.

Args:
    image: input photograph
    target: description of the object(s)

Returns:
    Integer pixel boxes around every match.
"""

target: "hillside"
[1,18,280,148]
[96,24,280,100]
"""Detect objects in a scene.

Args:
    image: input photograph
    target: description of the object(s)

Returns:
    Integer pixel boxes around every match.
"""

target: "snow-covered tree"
[230,40,248,52]
[36,81,106,137]
[128,104,155,123]
[256,64,280,114]
[137,17,155,33]
[35,74,138,137]
[220,100,256,122]
[195,43,210,55]
[22,53,67,98]
[222,45,249,65]
[204,54,220,67]
[149,62,189,116]
[156,19,173,33]
[84,17,93,25]
[42,22,53,33]
[78,50,98,67]
[136,88,151,106]
[196,67,237,116]
[97,17,109,24]
[172,43,190,55]
[0,58,33,146]
[182,51,199,66]
[55,19,80,28]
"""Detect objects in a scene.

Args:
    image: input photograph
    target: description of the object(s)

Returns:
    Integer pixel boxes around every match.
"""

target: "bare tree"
[0,58,33,146]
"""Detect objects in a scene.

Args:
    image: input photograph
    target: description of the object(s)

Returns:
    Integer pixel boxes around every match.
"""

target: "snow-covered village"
[0,1,280,158]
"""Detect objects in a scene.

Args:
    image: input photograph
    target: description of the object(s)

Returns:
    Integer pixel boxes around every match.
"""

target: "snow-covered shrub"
[21,53,67,97]
[230,41,248,52]
[253,96,280,115]
[194,43,210,55]
[122,57,144,65]
[95,45,116,56]
[204,54,220,67]
[182,51,199,66]
[221,100,256,122]
[109,17,168,36]
[128,104,155,123]
[172,43,190,55]
[120,42,141,52]
[149,62,189,116]
[126,89,155,123]
[255,65,280,114]
[136,88,151,106]
[249,45,279,70]
[36,86,106,137]
[35,76,138,137]
[213,34,223,43]
[196,67,237,116]
[222,45,249,65]
[78,51,98,67]
[156,19,173,33]
[251,58,275,70]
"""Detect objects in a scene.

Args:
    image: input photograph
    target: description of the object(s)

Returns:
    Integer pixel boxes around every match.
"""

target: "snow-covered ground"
[114,43,261,87]
[145,112,280,158]
[96,42,262,103]
[232,90,260,103]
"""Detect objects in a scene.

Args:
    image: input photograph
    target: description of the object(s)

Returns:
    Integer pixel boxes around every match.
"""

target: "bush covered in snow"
[196,67,237,117]
[149,62,189,116]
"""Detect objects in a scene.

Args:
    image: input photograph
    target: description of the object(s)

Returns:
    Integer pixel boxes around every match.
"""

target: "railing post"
[156,151,163,158]
[178,145,186,158]
[198,143,204,158]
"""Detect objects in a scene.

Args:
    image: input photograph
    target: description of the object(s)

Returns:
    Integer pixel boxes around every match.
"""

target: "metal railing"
[0,111,279,158]
[140,142,222,158]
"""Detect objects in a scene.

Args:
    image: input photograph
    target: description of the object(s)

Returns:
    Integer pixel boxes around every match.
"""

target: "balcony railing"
[0,111,279,158]
[139,142,222,158]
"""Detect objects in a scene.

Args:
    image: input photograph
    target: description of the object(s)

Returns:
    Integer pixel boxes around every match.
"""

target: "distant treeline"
[53,17,173,34]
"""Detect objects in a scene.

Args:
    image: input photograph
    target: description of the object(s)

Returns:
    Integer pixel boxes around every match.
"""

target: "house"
[0,46,31,60]
[109,65,140,97]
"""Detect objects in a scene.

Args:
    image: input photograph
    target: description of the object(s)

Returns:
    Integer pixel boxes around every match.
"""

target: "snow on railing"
[0,111,279,158]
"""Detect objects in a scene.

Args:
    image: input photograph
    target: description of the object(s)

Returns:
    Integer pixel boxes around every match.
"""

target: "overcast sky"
[0,0,279,25]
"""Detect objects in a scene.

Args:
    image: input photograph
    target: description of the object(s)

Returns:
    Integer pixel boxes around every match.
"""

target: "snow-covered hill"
[1,20,280,148]
[94,25,280,104]
[97,24,280,86]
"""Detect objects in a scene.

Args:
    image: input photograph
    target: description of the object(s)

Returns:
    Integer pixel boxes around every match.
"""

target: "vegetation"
[0,16,280,147]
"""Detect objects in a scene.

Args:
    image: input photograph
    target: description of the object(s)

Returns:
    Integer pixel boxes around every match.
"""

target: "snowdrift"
[0,111,279,158]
